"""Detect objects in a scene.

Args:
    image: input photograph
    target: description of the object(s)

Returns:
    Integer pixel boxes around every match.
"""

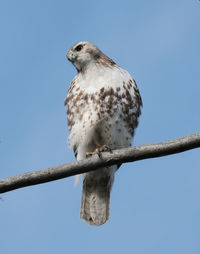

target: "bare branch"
[0,133,200,194]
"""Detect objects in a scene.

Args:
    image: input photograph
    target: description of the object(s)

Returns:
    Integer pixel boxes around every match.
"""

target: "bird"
[65,41,142,226]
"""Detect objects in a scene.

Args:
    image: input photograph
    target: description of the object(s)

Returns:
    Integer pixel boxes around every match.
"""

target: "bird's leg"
[86,145,112,158]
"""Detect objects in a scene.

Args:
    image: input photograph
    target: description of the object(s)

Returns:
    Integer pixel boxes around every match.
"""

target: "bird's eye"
[75,44,83,52]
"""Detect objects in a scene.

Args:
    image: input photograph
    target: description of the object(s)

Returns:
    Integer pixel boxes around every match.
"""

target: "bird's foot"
[86,145,112,158]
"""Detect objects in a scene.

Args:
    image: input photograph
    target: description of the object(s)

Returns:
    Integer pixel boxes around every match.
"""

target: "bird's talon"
[98,145,112,153]
[86,145,112,158]
[97,152,101,158]
[105,145,112,153]
[86,152,94,158]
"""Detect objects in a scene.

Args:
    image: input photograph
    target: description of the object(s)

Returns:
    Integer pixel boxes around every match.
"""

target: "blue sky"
[0,0,200,253]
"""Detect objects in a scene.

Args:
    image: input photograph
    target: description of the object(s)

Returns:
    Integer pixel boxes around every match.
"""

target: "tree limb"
[0,133,200,194]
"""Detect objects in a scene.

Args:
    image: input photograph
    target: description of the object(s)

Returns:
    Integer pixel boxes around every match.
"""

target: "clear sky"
[0,0,200,253]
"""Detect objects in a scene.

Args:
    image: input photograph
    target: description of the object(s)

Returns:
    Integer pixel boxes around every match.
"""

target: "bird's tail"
[80,170,114,226]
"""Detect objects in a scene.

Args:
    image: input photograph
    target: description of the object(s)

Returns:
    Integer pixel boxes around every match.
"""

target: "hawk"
[65,41,142,226]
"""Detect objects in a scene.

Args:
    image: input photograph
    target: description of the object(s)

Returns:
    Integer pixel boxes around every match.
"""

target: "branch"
[0,133,200,194]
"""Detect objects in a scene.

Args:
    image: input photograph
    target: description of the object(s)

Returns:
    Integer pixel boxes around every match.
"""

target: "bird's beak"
[67,51,76,62]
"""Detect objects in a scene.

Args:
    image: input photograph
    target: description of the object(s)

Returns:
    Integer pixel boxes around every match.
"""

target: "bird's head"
[67,41,101,72]
[67,41,115,73]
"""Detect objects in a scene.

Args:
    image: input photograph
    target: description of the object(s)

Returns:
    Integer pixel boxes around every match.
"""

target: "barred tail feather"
[80,172,112,226]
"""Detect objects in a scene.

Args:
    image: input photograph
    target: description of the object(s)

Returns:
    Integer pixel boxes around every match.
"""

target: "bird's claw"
[86,145,112,158]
